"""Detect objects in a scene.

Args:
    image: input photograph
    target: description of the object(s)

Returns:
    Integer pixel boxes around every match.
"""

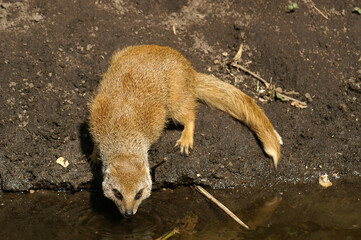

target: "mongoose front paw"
[87,146,101,169]
[175,137,193,155]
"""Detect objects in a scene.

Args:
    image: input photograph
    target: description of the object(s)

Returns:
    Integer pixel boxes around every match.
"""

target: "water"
[0,182,360,240]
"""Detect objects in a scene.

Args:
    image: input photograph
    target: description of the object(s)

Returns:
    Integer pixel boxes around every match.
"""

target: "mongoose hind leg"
[174,105,196,155]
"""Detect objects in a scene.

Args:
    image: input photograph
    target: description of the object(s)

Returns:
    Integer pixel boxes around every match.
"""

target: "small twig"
[231,63,270,88]
[304,0,329,20]
[283,90,299,95]
[156,228,179,240]
[312,5,328,20]
[195,185,249,229]
[278,92,307,107]
[151,158,168,170]
[230,63,307,107]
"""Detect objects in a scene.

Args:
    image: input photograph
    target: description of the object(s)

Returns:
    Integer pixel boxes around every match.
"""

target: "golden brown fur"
[89,45,281,216]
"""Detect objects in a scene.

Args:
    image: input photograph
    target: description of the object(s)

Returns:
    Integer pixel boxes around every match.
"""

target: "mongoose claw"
[88,145,101,169]
[175,139,193,155]
[87,154,101,169]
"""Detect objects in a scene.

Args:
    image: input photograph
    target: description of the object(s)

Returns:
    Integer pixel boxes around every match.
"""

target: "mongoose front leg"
[89,144,101,168]
[175,120,194,155]
[173,105,195,155]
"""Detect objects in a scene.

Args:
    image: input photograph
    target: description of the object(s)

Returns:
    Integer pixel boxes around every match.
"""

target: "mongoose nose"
[124,209,133,217]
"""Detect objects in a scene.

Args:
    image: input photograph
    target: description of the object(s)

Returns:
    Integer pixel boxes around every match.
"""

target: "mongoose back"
[89,45,282,216]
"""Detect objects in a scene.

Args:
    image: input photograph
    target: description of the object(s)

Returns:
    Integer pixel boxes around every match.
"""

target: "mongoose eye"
[135,189,143,200]
[113,189,123,200]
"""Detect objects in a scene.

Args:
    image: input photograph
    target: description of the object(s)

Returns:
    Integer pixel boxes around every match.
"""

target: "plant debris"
[319,174,333,188]
[195,185,249,229]
[56,157,69,168]
[229,62,307,109]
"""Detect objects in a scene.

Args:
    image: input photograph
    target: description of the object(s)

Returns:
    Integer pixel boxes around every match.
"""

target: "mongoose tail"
[195,73,281,168]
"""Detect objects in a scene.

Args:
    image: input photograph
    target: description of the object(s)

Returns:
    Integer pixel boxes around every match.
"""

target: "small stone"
[86,44,94,51]
[305,93,312,102]
[339,103,347,112]
[1,3,10,9]
[233,20,242,30]
[29,189,35,194]
[32,13,43,22]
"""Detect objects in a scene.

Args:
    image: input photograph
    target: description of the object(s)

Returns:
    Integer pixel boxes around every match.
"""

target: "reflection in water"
[156,214,198,239]
[0,184,361,240]
[242,195,282,230]
[193,193,282,239]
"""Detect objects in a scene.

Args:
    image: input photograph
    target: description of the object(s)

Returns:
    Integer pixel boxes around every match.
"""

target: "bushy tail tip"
[264,147,280,169]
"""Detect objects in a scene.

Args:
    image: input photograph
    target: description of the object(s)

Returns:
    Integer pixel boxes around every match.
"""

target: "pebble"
[339,103,347,112]
[305,93,312,102]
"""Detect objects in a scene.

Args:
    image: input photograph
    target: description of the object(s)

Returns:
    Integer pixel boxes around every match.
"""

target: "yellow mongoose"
[89,45,281,216]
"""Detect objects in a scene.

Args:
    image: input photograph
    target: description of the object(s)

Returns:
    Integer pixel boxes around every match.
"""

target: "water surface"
[1,182,360,239]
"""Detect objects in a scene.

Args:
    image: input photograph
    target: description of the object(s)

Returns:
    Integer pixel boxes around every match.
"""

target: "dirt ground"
[0,0,360,192]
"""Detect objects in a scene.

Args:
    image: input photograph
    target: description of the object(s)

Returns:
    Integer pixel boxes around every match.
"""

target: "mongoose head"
[102,154,152,217]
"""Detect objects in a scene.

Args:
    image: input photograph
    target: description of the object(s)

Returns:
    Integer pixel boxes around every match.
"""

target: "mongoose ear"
[135,160,146,171]
[104,164,111,174]
[131,159,147,176]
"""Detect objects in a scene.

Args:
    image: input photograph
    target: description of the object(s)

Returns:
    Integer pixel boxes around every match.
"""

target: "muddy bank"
[0,0,360,191]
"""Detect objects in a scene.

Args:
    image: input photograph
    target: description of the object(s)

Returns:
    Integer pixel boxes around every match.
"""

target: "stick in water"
[156,228,179,240]
[195,185,249,229]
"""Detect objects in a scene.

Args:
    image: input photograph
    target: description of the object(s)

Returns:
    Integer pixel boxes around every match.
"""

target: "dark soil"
[0,0,360,192]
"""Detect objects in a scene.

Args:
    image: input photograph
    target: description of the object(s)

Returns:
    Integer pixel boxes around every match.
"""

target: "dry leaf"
[319,174,332,188]
[56,157,69,168]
